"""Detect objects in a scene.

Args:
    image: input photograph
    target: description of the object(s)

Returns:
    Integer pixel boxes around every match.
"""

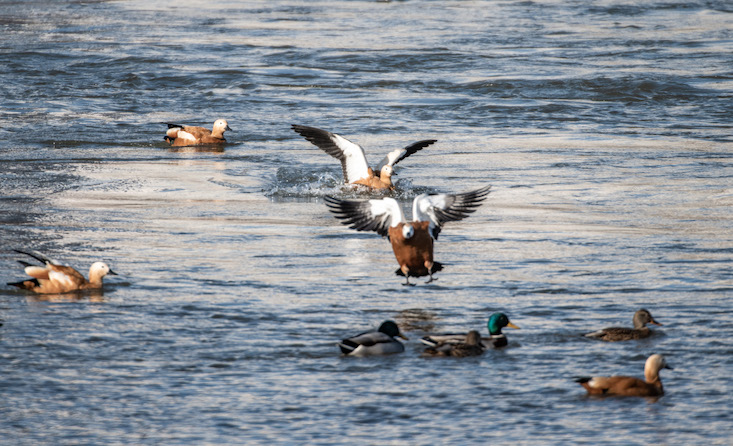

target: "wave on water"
[263,166,435,201]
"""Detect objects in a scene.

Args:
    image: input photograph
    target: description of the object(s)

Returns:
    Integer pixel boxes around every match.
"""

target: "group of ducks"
[343,309,670,397]
[7,120,670,398]
[10,120,491,289]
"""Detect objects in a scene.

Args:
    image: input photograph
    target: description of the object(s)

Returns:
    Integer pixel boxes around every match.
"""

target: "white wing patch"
[48,269,76,289]
[176,130,197,143]
[331,133,370,183]
[375,148,405,172]
[369,197,407,227]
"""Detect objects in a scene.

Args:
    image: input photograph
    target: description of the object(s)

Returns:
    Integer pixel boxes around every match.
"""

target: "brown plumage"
[423,330,486,357]
[584,309,662,342]
[324,186,491,285]
[164,119,232,146]
[576,354,672,397]
[387,221,435,279]
[292,124,436,190]
[7,250,117,294]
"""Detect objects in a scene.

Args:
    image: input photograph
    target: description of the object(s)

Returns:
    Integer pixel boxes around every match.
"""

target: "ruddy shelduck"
[575,354,672,397]
[7,250,117,294]
[291,124,436,190]
[338,320,408,356]
[324,185,491,285]
[584,309,662,342]
[164,119,232,146]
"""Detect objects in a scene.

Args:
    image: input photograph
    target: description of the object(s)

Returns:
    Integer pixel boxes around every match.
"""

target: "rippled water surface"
[1,0,732,444]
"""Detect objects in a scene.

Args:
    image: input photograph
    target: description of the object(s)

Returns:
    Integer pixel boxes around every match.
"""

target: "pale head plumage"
[380,165,394,179]
[213,119,232,133]
[645,354,671,382]
[402,223,415,239]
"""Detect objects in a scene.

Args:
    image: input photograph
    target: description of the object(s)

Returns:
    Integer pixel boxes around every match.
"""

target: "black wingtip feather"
[13,250,51,265]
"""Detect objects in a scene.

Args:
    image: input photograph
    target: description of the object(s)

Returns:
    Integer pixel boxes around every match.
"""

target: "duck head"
[378,320,408,340]
[487,312,520,335]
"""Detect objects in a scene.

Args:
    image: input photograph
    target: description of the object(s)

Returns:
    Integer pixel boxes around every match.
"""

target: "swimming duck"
[422,330,486,357]
[421,312,520,349]
[338,320,408,356]
[324,185,491,285]
[575,354,672,397]
[7,250,117,294]
[164,119,232,146]
[584,309,662,342]
[291,124,436,190]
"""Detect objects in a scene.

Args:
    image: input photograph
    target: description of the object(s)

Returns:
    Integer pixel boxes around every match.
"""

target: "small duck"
[421,312,520,349]
[7,250,117,294]
[338,320,408,356]
[292,124,436,190]
[164,119,232,146]
[423,330,486,357]
[584,309,662,342]
[575,354,672,397]
[325,185,491,285]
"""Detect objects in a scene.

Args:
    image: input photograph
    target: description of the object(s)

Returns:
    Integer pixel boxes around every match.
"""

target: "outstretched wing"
[14,249,62,266]
[375,139,437,172]
[292,125,370,184]
[324,196,405,237]
[412,185,492,239]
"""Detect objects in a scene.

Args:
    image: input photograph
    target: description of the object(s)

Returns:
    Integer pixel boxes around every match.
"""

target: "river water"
[1,0,731,444]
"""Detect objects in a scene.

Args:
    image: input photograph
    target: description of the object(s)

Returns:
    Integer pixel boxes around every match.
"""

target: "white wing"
[375,139,437,172]
[292,125,370,183]
[48,269,76,289]
[175,130,197,144]
[324,196,406,237]
[412,185,492,239]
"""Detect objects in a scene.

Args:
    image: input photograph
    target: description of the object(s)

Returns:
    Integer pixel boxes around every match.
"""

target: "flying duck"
[338,320,408,356]
[291,124,436,190]
[7,250,117,294]
[324,185,491,285]
[422,330,486,357]
[575,354,672,397]
[164,119,232,146]
[584,309,662,342]
[421,312,520,349]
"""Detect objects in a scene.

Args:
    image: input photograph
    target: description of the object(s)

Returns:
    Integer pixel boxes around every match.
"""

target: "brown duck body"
[576,354,671,397]
[388,221,435,278]
[352,167,393,190]
[577,375,664,397]
[423,330,486,357]
[9,263,114,294]
[165,119,231,147]
[585,309,662,342]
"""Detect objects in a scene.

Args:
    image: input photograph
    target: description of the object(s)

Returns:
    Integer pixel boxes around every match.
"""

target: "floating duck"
[164,119,232,146]
[338,320,408,356]
[584,309,662,342]
[324,185,491,285]
[422,330,486,357]
[421,312,520,349]
[291,124,436,190]
[575,354,672,397]
[7,250,117,294]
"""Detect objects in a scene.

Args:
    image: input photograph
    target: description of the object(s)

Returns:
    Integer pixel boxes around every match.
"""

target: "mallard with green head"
[420,312,520,349]
[338,320,408,356]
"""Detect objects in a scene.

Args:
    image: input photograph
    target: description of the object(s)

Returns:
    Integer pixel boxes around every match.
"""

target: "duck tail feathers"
[338,339,358,355]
